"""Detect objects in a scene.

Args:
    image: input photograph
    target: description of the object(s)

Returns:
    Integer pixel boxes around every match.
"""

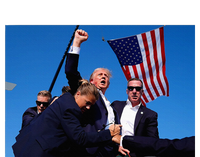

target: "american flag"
[107,27,169,105]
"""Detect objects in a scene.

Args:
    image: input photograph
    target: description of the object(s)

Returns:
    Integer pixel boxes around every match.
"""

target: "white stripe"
[128,66,135,78]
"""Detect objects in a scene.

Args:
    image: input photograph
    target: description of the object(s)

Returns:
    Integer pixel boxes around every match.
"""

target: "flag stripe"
[122,65,131,80]
[129,66,136,79]
[132,65,138,79]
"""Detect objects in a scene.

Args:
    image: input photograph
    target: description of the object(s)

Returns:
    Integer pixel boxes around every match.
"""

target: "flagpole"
[48,25,79,93]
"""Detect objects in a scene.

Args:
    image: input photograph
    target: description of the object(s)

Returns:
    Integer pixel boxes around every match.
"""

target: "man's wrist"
[72,39,82,47]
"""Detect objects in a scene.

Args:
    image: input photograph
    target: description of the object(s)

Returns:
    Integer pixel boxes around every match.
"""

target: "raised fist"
[73,29,89,47]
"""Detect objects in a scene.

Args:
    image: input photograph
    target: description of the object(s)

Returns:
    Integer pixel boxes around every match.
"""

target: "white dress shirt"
[120,99,141,146]
[68,46,115,129]
[99,90,115,129]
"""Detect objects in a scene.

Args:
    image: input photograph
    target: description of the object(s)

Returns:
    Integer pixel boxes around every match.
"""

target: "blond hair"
[89,68,112,82]
[77,79,99,101]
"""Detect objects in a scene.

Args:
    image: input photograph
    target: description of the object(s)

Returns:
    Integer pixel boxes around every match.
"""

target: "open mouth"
[101,80,106,85]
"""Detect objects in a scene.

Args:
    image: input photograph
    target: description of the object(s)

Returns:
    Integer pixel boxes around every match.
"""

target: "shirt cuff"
[69,46,80,55]
[120,135,124,147]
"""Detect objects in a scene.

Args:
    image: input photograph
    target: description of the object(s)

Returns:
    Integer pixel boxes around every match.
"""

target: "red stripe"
[141,98,146,107]
[141,33,154,101]
[132,65,139,78]
[122,65,131,80]
[150,29,165,96]
[141,88,149,103]
[159,27,169,96]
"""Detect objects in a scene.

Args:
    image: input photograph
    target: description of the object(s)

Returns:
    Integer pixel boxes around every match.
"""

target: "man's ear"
[141,89,144,95]
[90,79,93,84]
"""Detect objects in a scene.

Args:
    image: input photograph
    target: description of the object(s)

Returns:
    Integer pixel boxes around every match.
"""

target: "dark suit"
[21,107,37,128]
[111,101,159,138]
[123,136,195,157]
[12,92,112,157]
[65,53,120,156]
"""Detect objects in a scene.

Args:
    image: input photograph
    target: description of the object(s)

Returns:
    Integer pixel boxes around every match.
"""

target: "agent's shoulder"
[112,100,126,105]
[142,105,158,115]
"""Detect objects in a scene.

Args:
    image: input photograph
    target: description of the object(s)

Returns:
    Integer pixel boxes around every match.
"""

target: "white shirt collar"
[126,99,141,110]
[98,89,107,100]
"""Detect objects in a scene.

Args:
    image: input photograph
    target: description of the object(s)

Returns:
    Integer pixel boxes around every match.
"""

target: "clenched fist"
[73,29,89,47]
[109,124,122,137]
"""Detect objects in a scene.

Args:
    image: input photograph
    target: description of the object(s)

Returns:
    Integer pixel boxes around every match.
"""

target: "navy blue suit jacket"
[111,101,159,138]
[123,136,195,157]
[65,53,120,156]
[21,107,37,128]
[12,93,112,157]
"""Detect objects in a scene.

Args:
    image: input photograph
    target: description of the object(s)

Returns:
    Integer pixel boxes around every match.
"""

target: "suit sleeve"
[22,109,36,128]
[123,136,195,157]
[61,108,112,147]
[65,53,82,95]
[145,111,159,138]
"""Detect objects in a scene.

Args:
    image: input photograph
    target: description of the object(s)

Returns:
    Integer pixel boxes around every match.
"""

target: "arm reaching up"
[65,29,89,95]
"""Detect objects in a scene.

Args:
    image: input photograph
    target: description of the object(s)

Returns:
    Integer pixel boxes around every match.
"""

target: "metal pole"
[48,25,79,92]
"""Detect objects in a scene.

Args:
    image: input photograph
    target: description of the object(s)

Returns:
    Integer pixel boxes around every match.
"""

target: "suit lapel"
[96,94,108,124]
[134,105,144,133]
[118,102,126,118]
[98,94,107,109]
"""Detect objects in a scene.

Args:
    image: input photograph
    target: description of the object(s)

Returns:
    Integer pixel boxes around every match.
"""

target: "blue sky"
[5,25,195,156]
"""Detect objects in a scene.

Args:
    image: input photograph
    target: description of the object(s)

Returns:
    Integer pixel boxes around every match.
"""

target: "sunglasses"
[36,100,49,107]
[127,86,142,91]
